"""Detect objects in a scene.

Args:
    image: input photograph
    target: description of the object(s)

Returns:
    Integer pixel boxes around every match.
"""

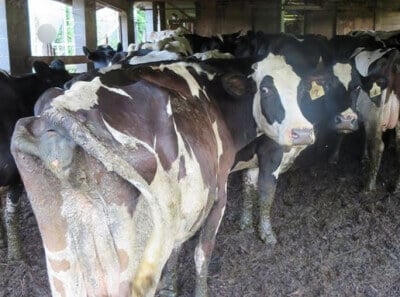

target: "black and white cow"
[83,43,123,69]
[0,60,71,261]
[11,54,313,296]
[230,36,361,244]
[332,47,400,192]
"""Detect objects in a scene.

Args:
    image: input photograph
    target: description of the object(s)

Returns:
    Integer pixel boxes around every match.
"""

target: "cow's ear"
[222,73,253,98]
[376,76,388,89]
[392,61,400,73]
[49,59,66,70]
[82,46,91,57]
[33,61,51,78]
[116,42,123,52]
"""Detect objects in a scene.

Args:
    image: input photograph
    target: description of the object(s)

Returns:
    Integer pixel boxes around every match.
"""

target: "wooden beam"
[6,0,31,74]
[28,55,90,65]
[165,1,195,21]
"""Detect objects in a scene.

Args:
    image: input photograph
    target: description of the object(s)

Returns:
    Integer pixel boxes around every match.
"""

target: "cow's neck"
[216,96,258,152]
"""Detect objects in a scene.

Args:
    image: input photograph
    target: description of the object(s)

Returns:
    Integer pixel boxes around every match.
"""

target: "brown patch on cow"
[178,155,186,180]
[12,149,69,252]
[117,248,129,273]
[83,154,140,217]
[138,67,193,99]
[52,277,66,297]
[48,259,71,273]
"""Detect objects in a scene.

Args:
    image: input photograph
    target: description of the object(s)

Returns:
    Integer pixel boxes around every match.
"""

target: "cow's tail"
[42,108,165,297]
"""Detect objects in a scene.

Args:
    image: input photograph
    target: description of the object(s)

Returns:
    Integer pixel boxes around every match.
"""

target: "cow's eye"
[356,86,361,91]
[261,87,269,94]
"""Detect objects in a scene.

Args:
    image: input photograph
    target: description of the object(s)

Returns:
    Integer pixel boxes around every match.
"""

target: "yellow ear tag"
[309,81,325,100]
[369,82,382,98]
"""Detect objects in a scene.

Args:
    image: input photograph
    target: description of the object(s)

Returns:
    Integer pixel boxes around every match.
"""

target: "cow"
[331,47,400,192]
[0,60,71,261]
[11,54,314,297]
[83,43,123,69]
[230,36,361,244]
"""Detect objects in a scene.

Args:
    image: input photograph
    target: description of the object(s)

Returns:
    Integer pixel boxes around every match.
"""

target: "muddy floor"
[1,131,400,297]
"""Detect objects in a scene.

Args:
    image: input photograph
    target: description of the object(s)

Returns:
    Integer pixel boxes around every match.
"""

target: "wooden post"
[195,0,216,36]
[5,0,31,74]
[72,0,96,71]
[0,0,10,71]
[72,0,97,52]
[121,1,135,48]
[152,2,158,32]
[159,2,166,30]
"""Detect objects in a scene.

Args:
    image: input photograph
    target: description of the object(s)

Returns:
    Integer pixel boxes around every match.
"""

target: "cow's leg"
[363,122,383,192]
[256,142,283,245]
[240,168,258,230]
[194,184,227,297]
[0,191,4,248]
[5,182,23,261]
[158,246,181,297]
[328,134,344,164]
[392,122,400,192]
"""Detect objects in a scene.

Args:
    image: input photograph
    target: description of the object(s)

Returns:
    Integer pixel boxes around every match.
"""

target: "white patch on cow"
[129,50,181,65]
[251,54,314,146]
[51,77,131,112]
[166,100,173,116]
[354,48,392,77]
[333,63,352,90]
[245,167,259,186]
[216,34,223,42]
[341,107,358,120]
[231,154,259,172]
[155,62,215,99]
[102,117,156,154]
[194,246,206,274]
[193,50,234,61]
[212,121,223,161]
[214,205,226,236]
[272,146,306,178]
[382,90,400,131]
[98,63,122,74]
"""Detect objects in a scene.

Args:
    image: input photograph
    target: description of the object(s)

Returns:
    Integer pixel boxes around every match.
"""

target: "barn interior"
[1,0,400,296]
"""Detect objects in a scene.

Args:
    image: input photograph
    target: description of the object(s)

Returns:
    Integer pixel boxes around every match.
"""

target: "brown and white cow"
[11,55,314,297]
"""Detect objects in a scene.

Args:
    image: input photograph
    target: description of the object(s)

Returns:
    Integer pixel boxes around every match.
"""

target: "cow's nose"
[291,128,314,145]
[334,114,358,132]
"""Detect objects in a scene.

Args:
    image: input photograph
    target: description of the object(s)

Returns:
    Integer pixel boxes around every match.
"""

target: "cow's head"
[252,54,315,146]
[33,60,72,89]
[83,43,123,69]
[298,63,359,133]
[249,54,315,147]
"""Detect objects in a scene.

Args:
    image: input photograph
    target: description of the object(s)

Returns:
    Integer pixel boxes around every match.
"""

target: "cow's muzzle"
[290,128,315,145]
[333,113,359,133]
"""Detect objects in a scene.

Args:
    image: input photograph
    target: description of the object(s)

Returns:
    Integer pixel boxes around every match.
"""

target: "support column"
[5,0,31,74]
[195,0,216,36]
[73,0,97,54]
[152,2,158,32]
[159,2,166,30]
[0,0,10,71]
[121,1,135,47]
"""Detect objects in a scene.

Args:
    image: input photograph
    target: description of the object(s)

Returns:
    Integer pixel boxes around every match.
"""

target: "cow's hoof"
[258,220,277,245]
[239,213,253,230]
[158,289,178,297]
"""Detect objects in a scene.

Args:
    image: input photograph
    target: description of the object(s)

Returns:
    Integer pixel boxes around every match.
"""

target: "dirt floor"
[1,131,400,297]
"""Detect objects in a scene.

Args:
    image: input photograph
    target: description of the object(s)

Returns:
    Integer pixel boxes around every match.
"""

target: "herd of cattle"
[1,28,400,296]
